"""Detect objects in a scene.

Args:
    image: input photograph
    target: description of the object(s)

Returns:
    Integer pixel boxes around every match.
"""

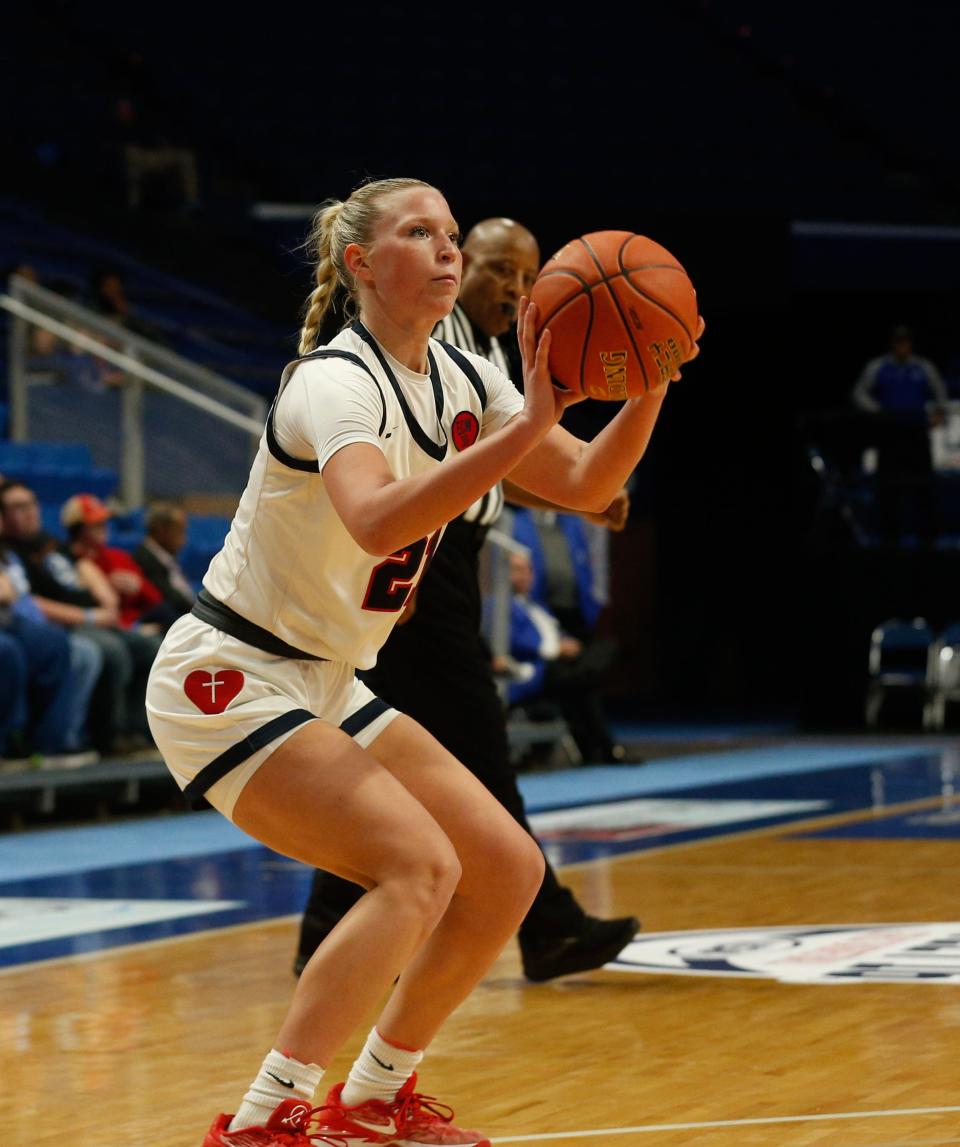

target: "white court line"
[491,1105,960,1142]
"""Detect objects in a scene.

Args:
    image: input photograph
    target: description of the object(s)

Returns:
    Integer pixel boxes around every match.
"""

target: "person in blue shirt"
[0,544,102,767]
[510,505,604,643]
[499,546,624,765]
[852,325,948,546]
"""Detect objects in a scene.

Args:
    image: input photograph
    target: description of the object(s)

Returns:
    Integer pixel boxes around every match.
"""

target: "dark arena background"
[4,2,958,733]
[7,7,960,1147]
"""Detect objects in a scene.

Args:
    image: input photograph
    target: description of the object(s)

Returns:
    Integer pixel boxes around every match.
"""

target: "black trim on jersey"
[352,320,448,461]
[192,589,329,661]
[183,708,316,802]
[339,696,392,737]
[266,348,388,472]
[436,340,488,409]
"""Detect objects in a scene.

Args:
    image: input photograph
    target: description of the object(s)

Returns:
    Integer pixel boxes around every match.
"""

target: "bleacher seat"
[0,197,289,401]
[179,515,231,584]
[0,440,119,504]
[924,622,960,731]
[865,617,935,729]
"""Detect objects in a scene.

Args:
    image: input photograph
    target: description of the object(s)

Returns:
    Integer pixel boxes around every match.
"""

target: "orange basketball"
[529,230,699,400]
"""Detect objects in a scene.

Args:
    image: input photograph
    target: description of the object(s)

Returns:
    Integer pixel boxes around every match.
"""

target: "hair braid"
[298,201,342,354]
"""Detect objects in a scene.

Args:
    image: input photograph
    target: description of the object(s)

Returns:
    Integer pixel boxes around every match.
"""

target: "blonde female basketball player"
[146,176,702,1147]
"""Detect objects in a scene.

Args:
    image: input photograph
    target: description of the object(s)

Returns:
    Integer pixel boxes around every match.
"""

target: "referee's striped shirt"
[434,304,513,528]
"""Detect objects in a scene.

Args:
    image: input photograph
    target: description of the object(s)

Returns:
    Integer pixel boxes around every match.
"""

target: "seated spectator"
[497,550,631,764]
[0,479,161,756]
[60,492,180,633]
[3,267,123,392]
[87,266,168,344]
[0,544,101,768]
[132,500,196,617]
[511,506,608,644]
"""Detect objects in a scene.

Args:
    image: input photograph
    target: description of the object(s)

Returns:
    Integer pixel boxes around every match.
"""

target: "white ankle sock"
[340,1027,424,1106]
[229,1048,324,1131]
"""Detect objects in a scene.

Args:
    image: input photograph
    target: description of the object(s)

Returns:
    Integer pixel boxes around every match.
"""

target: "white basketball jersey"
[203,322,524,668]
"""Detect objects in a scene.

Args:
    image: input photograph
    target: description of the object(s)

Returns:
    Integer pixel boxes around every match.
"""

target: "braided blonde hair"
[298,177,434,354]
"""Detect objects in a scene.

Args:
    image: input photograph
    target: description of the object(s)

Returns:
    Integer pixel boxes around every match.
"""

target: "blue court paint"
[0,848,313,967]
[0,810,254,883]
[0,740,955,969]
[516,744,942,813]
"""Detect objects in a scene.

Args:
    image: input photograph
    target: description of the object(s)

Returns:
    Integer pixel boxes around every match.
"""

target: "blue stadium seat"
[179,514,231,583]
[865,617,935,729]
[925,622,960,731]
[0,441,119,509]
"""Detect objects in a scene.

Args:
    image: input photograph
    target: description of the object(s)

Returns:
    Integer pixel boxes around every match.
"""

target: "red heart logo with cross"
[183,669,244,714]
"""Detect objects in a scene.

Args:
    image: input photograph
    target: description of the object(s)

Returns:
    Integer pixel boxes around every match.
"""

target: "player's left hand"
[668,314,706,384]
[518,298,587,420]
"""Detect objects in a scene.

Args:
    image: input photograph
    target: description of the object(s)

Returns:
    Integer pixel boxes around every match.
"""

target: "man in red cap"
[61,493,178,632]
[0,480,162,755]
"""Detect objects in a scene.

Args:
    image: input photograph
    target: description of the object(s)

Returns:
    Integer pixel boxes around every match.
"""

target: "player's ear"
[344,243,371,281]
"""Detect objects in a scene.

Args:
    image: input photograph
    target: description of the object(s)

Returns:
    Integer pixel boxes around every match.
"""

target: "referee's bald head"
[459,218,540,338]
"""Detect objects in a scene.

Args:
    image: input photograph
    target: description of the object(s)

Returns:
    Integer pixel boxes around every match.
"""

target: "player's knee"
[517,834,546,904]
[403,840,462,927]
[489,829,545,911]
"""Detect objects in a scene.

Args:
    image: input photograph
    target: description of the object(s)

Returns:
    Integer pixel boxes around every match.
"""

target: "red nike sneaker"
[202,1096,346,1145]
[314,1074,491,1146]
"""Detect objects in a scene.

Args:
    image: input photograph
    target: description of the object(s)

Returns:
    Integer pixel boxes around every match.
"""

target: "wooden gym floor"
[3,730,960,1146]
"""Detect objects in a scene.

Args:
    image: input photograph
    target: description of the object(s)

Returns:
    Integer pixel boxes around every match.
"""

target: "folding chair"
[924,621,960,731]
[865,617,934,729]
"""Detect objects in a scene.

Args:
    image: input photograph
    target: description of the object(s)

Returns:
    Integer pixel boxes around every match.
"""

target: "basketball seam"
[581,236,650,393]
[617,246,695,347]
[619,281,694,347]
[579,283,594,393]
[536,268,592,329]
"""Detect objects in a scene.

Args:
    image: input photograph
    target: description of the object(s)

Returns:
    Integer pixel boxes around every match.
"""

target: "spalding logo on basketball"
[452,410,480,451]
[530,230,698,400]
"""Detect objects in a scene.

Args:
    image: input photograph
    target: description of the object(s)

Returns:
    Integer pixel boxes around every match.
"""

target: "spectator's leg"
[0,632,27,758]
[8,615,72,754]
[64,633,105,751]
[120,629,163,739]
[77,625,131,753]
[542,656,618,762]
[172,147,200,206]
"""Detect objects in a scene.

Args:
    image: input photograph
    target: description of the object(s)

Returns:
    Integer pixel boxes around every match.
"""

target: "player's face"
[460,231,540,337]
[364,187,462,327]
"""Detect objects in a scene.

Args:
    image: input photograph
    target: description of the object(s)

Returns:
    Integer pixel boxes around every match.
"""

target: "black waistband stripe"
[192,589,327,661]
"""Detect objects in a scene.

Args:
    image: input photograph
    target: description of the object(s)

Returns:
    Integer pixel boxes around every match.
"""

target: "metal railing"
[1,276,269,507]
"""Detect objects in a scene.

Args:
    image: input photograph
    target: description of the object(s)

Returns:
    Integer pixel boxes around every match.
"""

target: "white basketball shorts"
[145,613,400,820]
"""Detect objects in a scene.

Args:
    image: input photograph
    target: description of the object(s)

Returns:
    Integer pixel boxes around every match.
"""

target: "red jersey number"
[362,531,440,612]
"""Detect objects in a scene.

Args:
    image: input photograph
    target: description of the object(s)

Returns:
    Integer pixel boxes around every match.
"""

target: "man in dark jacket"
[132,501,196,617]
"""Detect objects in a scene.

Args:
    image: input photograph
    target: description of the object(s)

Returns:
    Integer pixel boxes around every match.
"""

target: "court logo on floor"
[606,924,960,984]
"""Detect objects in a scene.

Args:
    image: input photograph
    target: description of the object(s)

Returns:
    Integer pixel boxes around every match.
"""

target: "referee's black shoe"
[520,914,639,982]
